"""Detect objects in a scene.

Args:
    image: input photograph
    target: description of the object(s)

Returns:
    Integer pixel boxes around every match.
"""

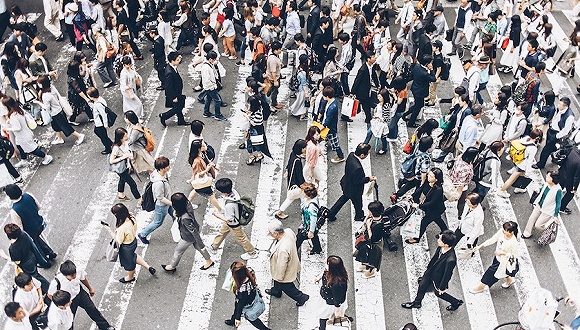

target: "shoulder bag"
[242,287,266,321]
[106,239,119,262]
[537,222,558,246]
[109,149,128,174]
[191,171,213,190]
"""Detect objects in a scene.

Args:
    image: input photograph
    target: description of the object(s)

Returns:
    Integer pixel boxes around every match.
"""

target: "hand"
[130,94,136,100]
[437,289,446,295]
[307,33,311,38]
[452,128,458,133]
[394,19,399,25]
[518,61,525,67]
[460,33,465,38]
[89,289,95,296]
[369,176,376,181]
[307,231,314,239]
[412,203,419,208]
[274,81,280,87]
[173,97,178,103]
[235,320,241,327]
[554,217,561,224]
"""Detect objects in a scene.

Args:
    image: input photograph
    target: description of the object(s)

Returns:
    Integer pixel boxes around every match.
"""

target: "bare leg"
[501,171,523,192]
[209,194,222,211]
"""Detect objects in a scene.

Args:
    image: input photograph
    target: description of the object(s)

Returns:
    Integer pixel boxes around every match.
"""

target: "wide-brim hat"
[478,56,491,64]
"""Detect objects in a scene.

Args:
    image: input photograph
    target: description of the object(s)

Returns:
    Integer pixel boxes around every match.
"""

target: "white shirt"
[550,108,575,139]
[47,306,74,330]
[91,97,108,128]
[13,278,42,314]
[48,270,87,300]
[397,2,414,27]
[285,11,301,37]
[3,313,32,330]
[63,3,76,25]
[459,204,485,245]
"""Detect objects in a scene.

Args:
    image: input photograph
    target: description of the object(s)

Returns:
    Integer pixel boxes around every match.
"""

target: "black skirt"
[355,241,383,271]
[51,111,75,137]
[118,239,138,271]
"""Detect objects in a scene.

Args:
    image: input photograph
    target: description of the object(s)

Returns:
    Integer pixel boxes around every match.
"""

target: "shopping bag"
[106,239,119,262]
[311,121,330,139]
[221,268,234,292]
[400,210,422,239]
[58,95,73,116]
[511,176,532,189]
[442,179,461,202]
[40,108,52,125]
[0,163,15,188]
[537,222,558,246]
[341,96,358,117]
[170,220,180,243]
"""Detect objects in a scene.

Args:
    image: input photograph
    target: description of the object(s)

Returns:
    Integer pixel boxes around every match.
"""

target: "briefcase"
[511,176,532,189]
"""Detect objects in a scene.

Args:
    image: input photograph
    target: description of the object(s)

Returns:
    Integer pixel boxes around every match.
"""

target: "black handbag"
[512,176,532,189]
[445,28,454,42]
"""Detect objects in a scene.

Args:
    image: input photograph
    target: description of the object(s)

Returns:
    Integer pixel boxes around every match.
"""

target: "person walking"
[304,126,325,185]
[351,51,379,124]
[536,97,575,169]
[275,139,307,220]
[470,221,520,293]
[454,192,485,248]
[401,230,463,311]
[201,51,227,121]
[66,60,93,125]
[93,26,119,89]
[448,0,473,58]
[265,220,310,306]
[109,128,142,203]
[187,140,221,210]
[473,141,504,199]
[354,201,385,278]
[266,42,284,110]
[162,193,214,272]
[103,203,156,283]
[148,27,166,91]
[3,302,34,330]
[12,272,45,329]
[391,136,433,203]
[405,54,436,128]
[314,255,349,330]
[522,170,562,239]
[224,261,270,329]
[87,87,112,155]
[210,178,258,260]
[6,184,57,263]
[47,260,115,330]
[559,146,580,215]
[405,168,448,244]
[327,143,377,222]
[321,86,345,163]
[138,156,176,244]
[28,43,58,79]
[119,56,143,118]
[42,0,63,41]
[160,52,189,127]
[296,182,322,255]
[124,111,154,174]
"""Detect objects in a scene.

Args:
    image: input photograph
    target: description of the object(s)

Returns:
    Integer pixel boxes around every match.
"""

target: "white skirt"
[315,294,348,320]
[290,90,307,116]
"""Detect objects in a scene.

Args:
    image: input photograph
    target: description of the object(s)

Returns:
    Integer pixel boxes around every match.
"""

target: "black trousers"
[394,178,419,198]
[71,288,111,330]
[229,313,270,330]
[537,128,558,168]
[269,280,307,303]
[155,62,166,88]
[29,268,50,295]
[453,227,478,248]
[30,231,55,259]
[94,126,112,153]
[329,193,364,220]
[0,11,10,40]
[418,214,448,240]
[359,98,372,123]
[407,92,426,126]
[117,169,141,199]
[17,146,45,160]
[413,275,461,306]
[1,158,21,179]
[296,229,322,253]
[561,185,575,211]
[161,95,186,123]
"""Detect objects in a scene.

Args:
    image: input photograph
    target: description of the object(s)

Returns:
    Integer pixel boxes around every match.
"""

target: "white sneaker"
[191,204,199,210]
[513,188,527,194]
[496,190,510,198]
[51,138,65,145]
[241,252,258,260]
[14,160,28,168]
[75,134,85,145]
[41,155,53,165]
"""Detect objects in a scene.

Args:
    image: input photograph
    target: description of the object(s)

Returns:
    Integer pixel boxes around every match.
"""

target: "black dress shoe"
[148,266,156,275]
[264,289,281,298]
[407,123,420,128]
[224,319,234,326]
[159,114,166,128]
[220,102,228,107]
[401,302,421,309]
[47,253,58,260]
[101,150,111,155]
[354,217,365,222]
[156,86,164,90]
[446,300,463,311]
[177,121,190,126]
[162,265,176,273]
[296,294,309,306]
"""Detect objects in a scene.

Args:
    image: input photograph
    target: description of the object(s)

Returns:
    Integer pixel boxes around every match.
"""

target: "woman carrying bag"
[522,170,562,239]
[124,111,155,174]
[304,126,325,186]
[454,192,485,249]
[224,261,270,330]
[110,128,142,203]
[104,203,155,283]
[470,221,520,293]
[354,201,385,278]
[296,182,322,255]
[274,139,307,220]
[162,193,214,272]
[314,255,349,330]
[187,140,221,211]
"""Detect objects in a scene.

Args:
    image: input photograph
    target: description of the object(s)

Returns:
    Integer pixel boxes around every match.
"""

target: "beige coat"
[269,228,301,283]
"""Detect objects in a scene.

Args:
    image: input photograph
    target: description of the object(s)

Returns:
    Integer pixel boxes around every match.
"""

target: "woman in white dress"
[480,91,508,146]
[289,54,310,120]
[119,56,143,118]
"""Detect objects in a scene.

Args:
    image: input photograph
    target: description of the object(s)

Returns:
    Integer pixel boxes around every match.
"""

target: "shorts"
[216,13,225,23]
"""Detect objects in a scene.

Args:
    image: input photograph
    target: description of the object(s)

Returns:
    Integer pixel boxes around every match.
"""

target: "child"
[47,290,73,330]
[13,273,44,327]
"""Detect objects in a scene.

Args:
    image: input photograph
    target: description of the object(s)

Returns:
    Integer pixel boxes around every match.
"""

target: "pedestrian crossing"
[2,7,580,330]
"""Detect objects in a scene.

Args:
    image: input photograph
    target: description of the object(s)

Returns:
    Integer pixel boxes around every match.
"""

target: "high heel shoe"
[161,265,176,273]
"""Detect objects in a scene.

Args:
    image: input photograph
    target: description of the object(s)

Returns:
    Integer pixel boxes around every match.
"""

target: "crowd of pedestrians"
[2,0,580,329]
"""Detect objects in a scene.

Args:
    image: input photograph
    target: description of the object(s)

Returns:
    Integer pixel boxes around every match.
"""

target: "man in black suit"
[401,230,464,311]
[405,54,436,127]
[306,0,320,44]
[149,27,166,91]
[310,17,331,72]
[351,51,379,123]
[327,143,376,222]
[160,51,188,127]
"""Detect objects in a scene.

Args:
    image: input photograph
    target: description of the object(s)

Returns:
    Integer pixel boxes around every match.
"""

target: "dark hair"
[306,126,320,144]
[543,90,555,106]
[292,139,307,155]
[319,16,329,26]
[430,167,444,186]
[188,140,203,166]
[124,111,139,125]
[418,136,434,152]
[560,96,571,107]
[325,255,348,287]
[321,5,330,15]
[547,170,560,185]
[288,1,297,11]
[425,24,437,34]
[154,156,170,170]
[529,128,543,143]
[190,120,204,136]
[4,223,21,240]
[4,302,20,318]
[461,147,480,164]
[402,323,418,330]
[353,3,361,12]
[171,192,190,217]
[503,221,519,237]
[110,203,134,228]
[417,119,439,137]
[215,177,233,194]
[368,201,384,217]
[59,260,77,276]
[224,7,234,19]
[466,192,482,206]
[322,86,335,98]
[326,47,338,64]
[2,97,23,117]
[35,43,48,52]
[300,182,318,198]
[528,39,539,49]
[202,42,214,54]
[14,272,32,289]
[14,58,29,72]
[206,50,218,60]
[471,104,482,117]
[420,54,433,66]
[454,86,467,96]
[439,229,456,247]
[355,143,371,157]
[87,86,99,98]
[4,184,22,200]
[113,127,128,147]
[391,76,407,92]
[364,50,375,61]
[293,33,305,42]
[167,51,180,62]
[230,261,256,293]
[52,290,71,307]
[270,40,282,51]
[534,61,546,73]
[338,32,350,42]
[66,60,81,77]
[489,141,504,155]
[500,84,512,98]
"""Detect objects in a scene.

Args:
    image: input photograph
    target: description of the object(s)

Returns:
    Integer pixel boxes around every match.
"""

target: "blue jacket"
[323,99,339,134]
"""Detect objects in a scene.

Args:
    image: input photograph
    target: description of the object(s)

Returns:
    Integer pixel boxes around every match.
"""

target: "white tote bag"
[400,210,422,239]
[170,220,180,243]
[341,96,356,117]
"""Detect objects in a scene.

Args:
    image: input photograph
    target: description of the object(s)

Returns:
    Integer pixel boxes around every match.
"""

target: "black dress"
[354,219,383,271]
[67,75,92,121]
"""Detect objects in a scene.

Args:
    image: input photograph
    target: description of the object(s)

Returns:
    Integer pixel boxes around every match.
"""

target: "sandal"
[255,154,264,162]
[246,155,256,165]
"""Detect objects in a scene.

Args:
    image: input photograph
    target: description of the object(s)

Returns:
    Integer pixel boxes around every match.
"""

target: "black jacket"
[561,147,580,191]
[410,64,436,98]
[412,182,446,217]
[422,246,457,291]
[286,153,305,187]
[311,28,327,59]
[164,64,183,107]
[306,6,320,42]
[340,152,370,197]
[152,36,166,67]
[351,63,378,99]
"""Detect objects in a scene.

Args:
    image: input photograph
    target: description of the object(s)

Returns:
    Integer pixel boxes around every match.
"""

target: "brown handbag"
[340,4,350,16]
[262,79,272,95]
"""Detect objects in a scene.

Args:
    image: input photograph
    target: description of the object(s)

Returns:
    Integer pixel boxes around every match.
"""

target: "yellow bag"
[509,140,528,165]
[311,121,330,140]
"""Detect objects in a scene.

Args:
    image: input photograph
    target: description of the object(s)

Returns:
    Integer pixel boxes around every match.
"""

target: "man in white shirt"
[43,0,63,41]
[395,0,414,42]
[283,2,301,51]
[3,302,32,330]
[47,260,115,330]
[458,105,483,153]
[448,0,473,58]
[13,273,44,327]
[201,51,227,121]
[537,97,575,168]
[47,291,74,330]
[89,0,106,31]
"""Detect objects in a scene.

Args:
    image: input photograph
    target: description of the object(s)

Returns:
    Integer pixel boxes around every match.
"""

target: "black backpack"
[309,201,330,230]
[141,182,155,212]
[472,150,495,182]
[0,136,15,160]
[97,102,118,127]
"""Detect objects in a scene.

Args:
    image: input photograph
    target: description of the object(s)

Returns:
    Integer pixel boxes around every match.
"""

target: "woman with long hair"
[120,56,144,118]
[289,54,310,121]
[73,51,97,89]
[109,127,142,202]
[38,76,85,146]
[124,111,154,174]
[104,203,155,283]
[471,221,520,293]
[225,261,270,329]
[314,255,349,329]
[448,147,479,217]
[13,58,42,122]
[187,140,222,210]
[296,182,322,255]
[243,95,266,165]
[363,88,390,155]
[274,139,307,220]
[406,167,448,244]
[498,15,522,73]
[219,7,237,59]
[162,193,214,272]
[323,47,344,97]
[481,92,509,146]
[2,97,53,167]
[1,42,22,99]
[236,6,255,66]
[386,76,408,140]
[66,59,92,124]
[304,126,325,185]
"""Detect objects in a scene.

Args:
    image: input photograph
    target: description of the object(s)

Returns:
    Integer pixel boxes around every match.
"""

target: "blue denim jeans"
[204,89,222,116]
[364,128,388,153]
[387,112,404,139]
[140,204,175,238]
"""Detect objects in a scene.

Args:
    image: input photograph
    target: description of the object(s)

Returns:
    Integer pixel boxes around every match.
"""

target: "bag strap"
[288,158,299,190]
